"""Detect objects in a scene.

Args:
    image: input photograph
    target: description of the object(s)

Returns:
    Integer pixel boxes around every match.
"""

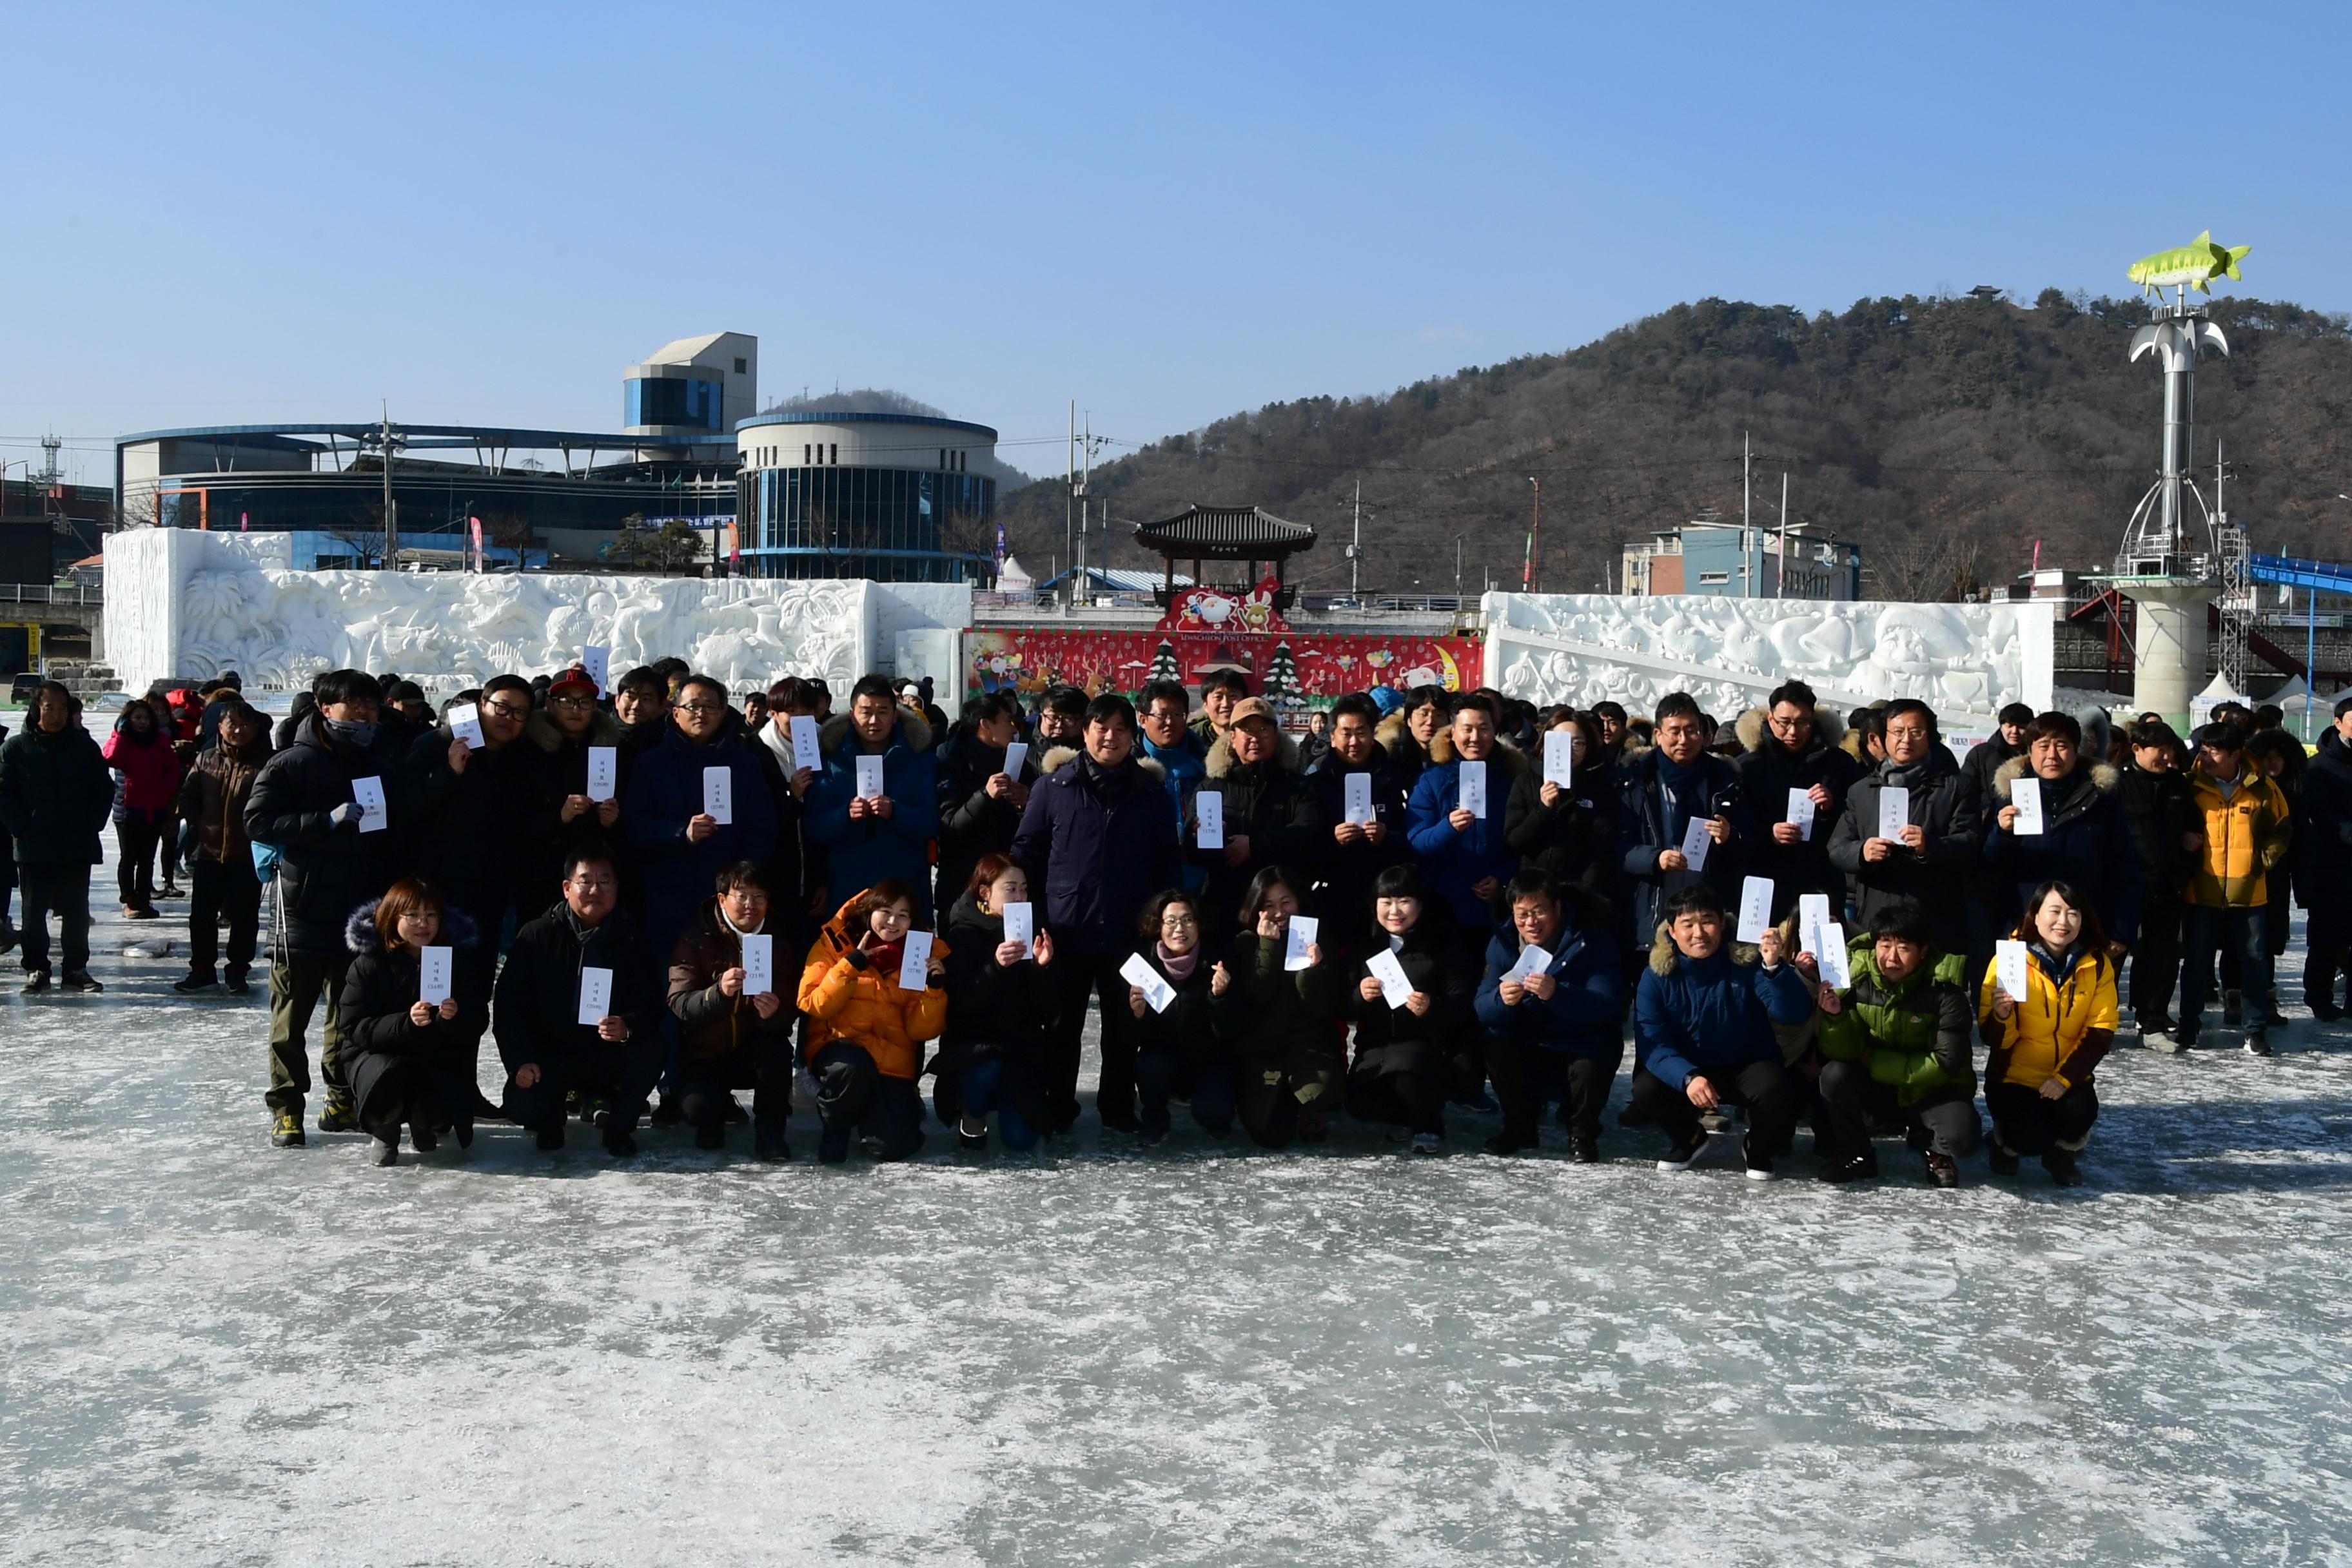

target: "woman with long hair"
[937,853,1058,1152]
[101,698,182,919]
[338,879,486,1166]
[796,877,949,1164]
[1214,866,1344,1150]
[1979,879,2118,1186]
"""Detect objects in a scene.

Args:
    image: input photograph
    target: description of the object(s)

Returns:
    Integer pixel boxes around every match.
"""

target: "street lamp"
[1523,477,1542,592]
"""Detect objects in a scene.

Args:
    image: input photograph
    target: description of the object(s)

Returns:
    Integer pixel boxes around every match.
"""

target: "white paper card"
[1001,740,1028,779]
[1344,772,1375,825]
[789,714,821,772]
[585,746,618,803]
[418,945,453,1007]
[1680,816,1714,873]
[1120,952,1175,1014]
[1195,790,1224,849]
[2010,776,2045,836]
[897,930,934,992]
[1366,947,1415,1010]
[576,966,613,1027]
[1544,730,1575,788]
[1816,923,1852,990]
[447,701,486,751]
[1503,943,1553,986]
[854,755,887,801]
[581,645,610,698]
[1457,759,1488,816]
[740,933,774,997]
[1284,915,1320,972]
[1736,876,1775,944]
[1001,901,1034,952]
[1797,893,1834,957]
[1787,787,1817,840]
[352,776,388,834]
[702,766,732,825]
[1878,785,1910,843]
[1995,939,2032,1004]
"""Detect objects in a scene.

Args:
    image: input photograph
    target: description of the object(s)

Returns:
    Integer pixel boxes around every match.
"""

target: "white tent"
[2265,674,2312,707]
[2189,672,2244,727]
[995,555,1035,591]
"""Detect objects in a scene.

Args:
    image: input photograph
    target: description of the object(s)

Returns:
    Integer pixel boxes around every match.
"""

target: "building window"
[830,444,838,465]
[1697,570,1731,585]
[734,357,747,375]
[803,444,811,465]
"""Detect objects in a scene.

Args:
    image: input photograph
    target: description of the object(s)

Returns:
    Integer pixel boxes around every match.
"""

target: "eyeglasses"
[1160,912,1199,928]
[484,702,531,720]
[678,702,727,716]
[567,877,617,892]
[550,695,596,710]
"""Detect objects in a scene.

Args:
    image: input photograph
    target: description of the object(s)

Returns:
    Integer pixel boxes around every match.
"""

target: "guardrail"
[0,583,101,606]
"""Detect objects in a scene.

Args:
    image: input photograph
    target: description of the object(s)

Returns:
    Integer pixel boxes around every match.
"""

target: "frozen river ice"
[6,885,2352,1565]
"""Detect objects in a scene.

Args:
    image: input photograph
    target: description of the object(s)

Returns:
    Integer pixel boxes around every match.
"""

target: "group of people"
[0,654,2338,1187]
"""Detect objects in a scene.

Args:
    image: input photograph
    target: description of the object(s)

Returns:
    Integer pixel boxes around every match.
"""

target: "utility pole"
[1776,470,1790,598]
[1741,431,1752,598]
[1064,401,1075,608]
[1349,479,1362,597]
[1455,534,1464,599]
[1524,476,1542,591]
[379,402,402,567]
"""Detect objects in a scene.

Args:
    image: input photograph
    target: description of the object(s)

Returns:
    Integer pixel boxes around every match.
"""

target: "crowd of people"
[0,655,2339,1186]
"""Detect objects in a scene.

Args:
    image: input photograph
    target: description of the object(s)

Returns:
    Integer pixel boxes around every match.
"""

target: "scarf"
[867,938,906,973]
[1157,941,1199,981]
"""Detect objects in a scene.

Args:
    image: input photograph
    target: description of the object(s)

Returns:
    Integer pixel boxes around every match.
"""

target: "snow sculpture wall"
[103,529,968,694]
[1480,591,2053,734]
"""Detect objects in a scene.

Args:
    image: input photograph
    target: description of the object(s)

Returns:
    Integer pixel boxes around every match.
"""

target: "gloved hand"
[329,801,362,829]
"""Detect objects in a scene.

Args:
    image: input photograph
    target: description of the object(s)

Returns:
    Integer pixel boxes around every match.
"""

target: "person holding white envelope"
[1731,681,1860,923]
[1126,890,1239,1144]
[624,676,780,986]
[936,854,1059,1152]
[667,861,799,1159]
[805,674,943,922]
[1614,694,1752,981]
[1981,711,2139,954]
[796,879,949,1163]
[338,879,487,1165]
[1344,866,1476,1154]
[495,848,665,1158]
[1474,868,1627,1161]
[933,692,1037,917]
[1977,879,2119,1186]
[1304,693,1413,966]
[403,676,546,962]
[1503,709,1618,903]
[1213,867,1344,1149]
[1404,698,1521,940]
[1830,698,1982,957]
[1810,901,1980,1188]
[1188,698,1324,930]
[521,667,629,906]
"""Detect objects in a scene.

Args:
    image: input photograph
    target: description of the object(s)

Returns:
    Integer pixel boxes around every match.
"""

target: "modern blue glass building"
[734,411,995,582]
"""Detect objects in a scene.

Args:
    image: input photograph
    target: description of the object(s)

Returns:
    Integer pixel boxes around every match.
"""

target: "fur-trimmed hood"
[819,704,934,758]
[1992,754,2121,799]
[524,706,624,753]
[1373,712,1423,758]
[1647,924,1762,977]
[1204,727,1301,779]
[1733,704,1850,757]
[344,899,482,956]
[1040,743,1167,781]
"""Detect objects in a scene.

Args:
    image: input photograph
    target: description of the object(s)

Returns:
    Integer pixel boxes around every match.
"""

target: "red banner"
[966,625,1481,712]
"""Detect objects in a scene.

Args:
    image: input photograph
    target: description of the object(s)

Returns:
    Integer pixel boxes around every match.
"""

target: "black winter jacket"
[1981,758,2142,943]
[1345,910,1476,1076]
[1828,747,1983,952]
[1502,756,1618,906]
[1010,749,1182,956]
[0,721,113,867]
[492,902,663,1075]
[933,728,1039,912]
[2302,730,2352,917]
[1128,939,1231,1071]
[2119,761,2199,905]
[935,890,1060,1130]
[1188,732,1328,925]
[1303,744,1413,950]
[244,714,409,955]
[1730,715,1861,917]
[1614,747,1754,948]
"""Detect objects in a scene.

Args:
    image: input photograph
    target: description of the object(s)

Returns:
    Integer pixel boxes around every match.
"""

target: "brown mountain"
[994,291,2352,600]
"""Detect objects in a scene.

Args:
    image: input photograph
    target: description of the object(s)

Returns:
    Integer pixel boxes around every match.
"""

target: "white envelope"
[1503,943,1553,986]
[581,645,610,698]
[1120,951,1175,1014]
[789,714,821,772]
[855,754,887,801]
[585,746,618,803]
[1877,785,1910,843]
[1816,923,1852,990]
[703,766,732,825]
[1796,893,1833,958]
[2011,776,2045,836]
[1001,901,1034,952]
[1344,772,1375,825]
[1284,915,1320,971]
[1195,790,1225,849]
[352,776,389,834]
[897,930,935,991]
[577,966,613,1027]
[1786,787,1816,841]
[1544,730,1575,788]
[740,933,774,997]
[1995,939,2032,1004]
[1457,759,1488,816]
[418,945,453,1007]
[1680,816,1713,873]
[1366,947,1414,1010]
[1001,740,1028,779]
[447,702,486,751]
[1736,876,1775,945]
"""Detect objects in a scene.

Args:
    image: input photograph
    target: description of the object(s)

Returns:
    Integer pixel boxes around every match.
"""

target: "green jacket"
[1816,939,1975,1104]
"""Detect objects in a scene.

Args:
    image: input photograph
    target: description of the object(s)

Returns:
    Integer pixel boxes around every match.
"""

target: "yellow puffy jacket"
[1977,946,2118,1090]
[796,894,950,1081]
[2184,761,2291,908]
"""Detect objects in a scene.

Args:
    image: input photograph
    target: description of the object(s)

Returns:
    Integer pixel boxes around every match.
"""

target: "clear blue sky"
[5,0,2342,487]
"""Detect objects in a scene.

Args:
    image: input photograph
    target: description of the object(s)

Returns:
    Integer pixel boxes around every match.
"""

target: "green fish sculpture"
[2128,231,2249,298]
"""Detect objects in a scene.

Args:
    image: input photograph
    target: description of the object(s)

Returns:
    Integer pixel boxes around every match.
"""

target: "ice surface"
[6,859,2352,1564]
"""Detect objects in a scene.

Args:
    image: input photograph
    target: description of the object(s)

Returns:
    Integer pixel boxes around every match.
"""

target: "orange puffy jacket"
[796,894,951,1080]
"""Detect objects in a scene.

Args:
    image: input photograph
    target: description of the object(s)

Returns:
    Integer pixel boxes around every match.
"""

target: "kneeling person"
[1630,885,1814,1179]
[1344,866,1475,1155]
[1473,869,1626,1161]
[1812,900,1981,1188]
[494,849,664,1157]
[338,878,489,1166]
[796,879,948,1164]
[668,860,798,1159]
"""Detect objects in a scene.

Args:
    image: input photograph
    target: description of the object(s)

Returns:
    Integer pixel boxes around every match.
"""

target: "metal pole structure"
[1524,476,1541,591]
[1777,470,1790,598]
[1351,479,1361,598]
[380,403,400,567]
[1455,534,1464,599]
[1064,400,1075,608]
[2308,587,2319,741]
[1742,431,1752,598]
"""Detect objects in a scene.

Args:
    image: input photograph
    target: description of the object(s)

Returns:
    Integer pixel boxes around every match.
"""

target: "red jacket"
[103,724,184,820]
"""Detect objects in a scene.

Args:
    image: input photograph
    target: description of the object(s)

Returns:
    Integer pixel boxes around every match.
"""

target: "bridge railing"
[0,583,101,606]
